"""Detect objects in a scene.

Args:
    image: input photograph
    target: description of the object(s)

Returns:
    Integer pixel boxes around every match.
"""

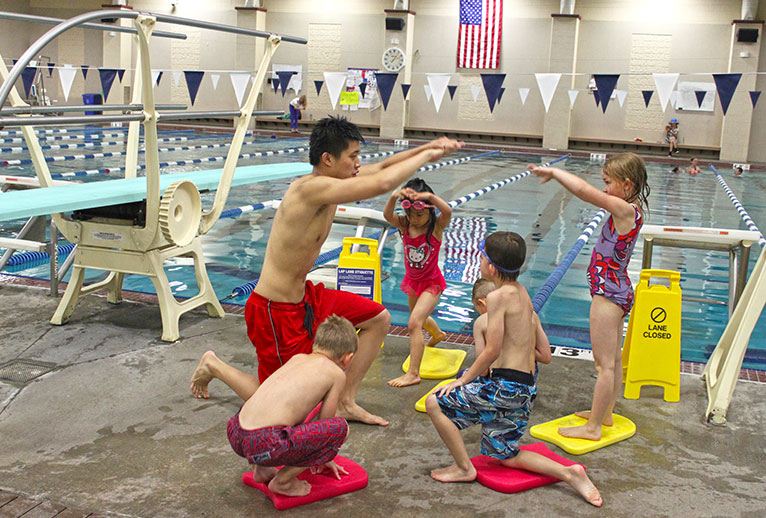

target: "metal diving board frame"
[0,9,307,341]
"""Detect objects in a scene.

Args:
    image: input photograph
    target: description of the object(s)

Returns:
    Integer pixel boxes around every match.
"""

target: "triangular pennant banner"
[652,73,679,112]
[359,81,367,98]
[615,89,627,108]
[695,90,707,108]
[276,70,297,97]
[712,73,742,116]
[642,90,653,107]
[230,72,251,107]
[593,90,600,107]
[271,77,280,93]
[593,74,619,113]
[447,85,457,100]
[568,89,579,108]
[401,83,411,100]
[424,84,432,102]
[314,80,324,96]
[470,85,481,102]
[497,87,505,104]
[151,69,163,87]
[669,91,679,110]
[375,72,398,110]
[210,74,220,90]
[58,64,77,102]
[480,73,505,112]
[426,73,451,112]
[81,65,89,80]
[172,71,182,87]
[184,70,205,105]
[47,62,55,77]
[98,68,118,101]
[750,90,761,108]
[117,69,125,83]
[519,87,530,105]
[21,67,36,98]
[534,73,561,113]
[323,71,347,110]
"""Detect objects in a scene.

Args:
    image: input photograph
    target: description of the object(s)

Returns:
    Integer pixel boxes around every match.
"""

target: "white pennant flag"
[652,73,679,112]
[534,73,562,113]
[151,69,162,87]
[568,89,579,108]
[471,85,481,102]
[58,64,77,102]
[172,71,182,87]
[323,72,347,110]
[426,73,451,112]
[424,84,432,102]
[518,88,530,105]
[669,91,679,110]
[229,72,251,107]
[211,74,220,90]
[615,89,628,107]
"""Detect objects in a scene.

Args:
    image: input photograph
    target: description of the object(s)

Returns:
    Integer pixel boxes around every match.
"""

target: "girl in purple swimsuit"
[383,178,452,388]
[530,153,650,442]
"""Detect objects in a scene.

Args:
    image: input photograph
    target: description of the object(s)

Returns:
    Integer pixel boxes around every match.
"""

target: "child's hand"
[311,460,348,479]
[529,164,554,184]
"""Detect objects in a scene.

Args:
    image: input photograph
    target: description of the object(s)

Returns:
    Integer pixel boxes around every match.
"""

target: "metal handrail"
[0,103,187,114]
[0,11,186,39]
[0,110,285,127]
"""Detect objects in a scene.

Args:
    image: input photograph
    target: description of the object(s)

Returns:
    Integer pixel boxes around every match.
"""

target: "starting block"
[241,456,368,510]
[471,442,585,493]
[414,379,456,413]
[529,413,636,455]
[403,347,467,379]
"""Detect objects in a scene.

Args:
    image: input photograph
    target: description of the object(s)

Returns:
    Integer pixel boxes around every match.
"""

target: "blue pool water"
[2,129,765,370]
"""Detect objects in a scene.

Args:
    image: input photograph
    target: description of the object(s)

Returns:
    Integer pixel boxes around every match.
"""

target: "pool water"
[2,129,764,370]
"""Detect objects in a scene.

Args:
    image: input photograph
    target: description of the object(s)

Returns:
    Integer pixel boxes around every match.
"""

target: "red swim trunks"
[227,413,348,467]
[245,281,386,382]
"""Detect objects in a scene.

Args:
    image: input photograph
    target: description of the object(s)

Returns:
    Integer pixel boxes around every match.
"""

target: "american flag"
[457,0,503,69]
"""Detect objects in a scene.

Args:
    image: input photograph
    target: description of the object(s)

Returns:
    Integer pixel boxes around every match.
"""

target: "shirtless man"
[191,116,464,426]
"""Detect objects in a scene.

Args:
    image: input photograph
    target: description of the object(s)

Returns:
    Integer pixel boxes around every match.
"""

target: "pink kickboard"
[471,442,584,494]
[241,456,368,510]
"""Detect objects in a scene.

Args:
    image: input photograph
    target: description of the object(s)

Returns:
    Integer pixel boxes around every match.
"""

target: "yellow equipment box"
[337,237,382,303]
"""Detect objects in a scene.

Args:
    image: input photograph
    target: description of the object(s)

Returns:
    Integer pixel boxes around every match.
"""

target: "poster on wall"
[271,64,303,94]
[342,68,381,111]
[675,81,716,112]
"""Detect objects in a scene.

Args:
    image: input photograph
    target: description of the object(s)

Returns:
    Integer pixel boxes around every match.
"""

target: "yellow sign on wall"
[340,91,360,106]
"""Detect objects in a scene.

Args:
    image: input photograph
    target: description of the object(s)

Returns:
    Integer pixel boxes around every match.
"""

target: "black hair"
[309,116,365,166]
[402,177,437,248]
[484,231,526,282]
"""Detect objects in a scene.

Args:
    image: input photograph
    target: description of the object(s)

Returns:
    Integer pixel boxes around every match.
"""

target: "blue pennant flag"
[156,71,163,86]
[480,73,505,112]
[117,69,126,83]
[641,90,653,107]
[593,74,619,113]
[184,70,205,105]
[81,65,89,80]
[401,83,411,100]
[275,71,296,97]
[694,90,707,108]
[359,81,367,98]
[271,77,280,93]
[447,85,458,100]
[375,72,398,110]
[712,73,741,116]
[593,90,601,107]
[21,67,37,98]
[497,87,505,104]
[749,90,761,108]
[47,62,55,77]
[12,59,17,64]
[98,68,118,100]
[314,80,324,96]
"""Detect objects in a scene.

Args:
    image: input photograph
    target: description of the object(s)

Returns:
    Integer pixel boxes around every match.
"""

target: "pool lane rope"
[709,165,765,249]
[531,209,606,313]
[2,242,76,267]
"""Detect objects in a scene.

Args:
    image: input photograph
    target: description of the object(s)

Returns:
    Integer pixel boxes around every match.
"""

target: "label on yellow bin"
[337,237,381,303]
[621,269,682,402]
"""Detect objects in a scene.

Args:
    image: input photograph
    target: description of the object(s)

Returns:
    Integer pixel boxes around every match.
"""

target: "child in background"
[226,316,357,497]
[686,157,701,175]
[734,166,743,177]
[665,118,679,156]
[289,94,307,133]
[425,232,599,506]
[384,178,451,387]
[529,153,650,441]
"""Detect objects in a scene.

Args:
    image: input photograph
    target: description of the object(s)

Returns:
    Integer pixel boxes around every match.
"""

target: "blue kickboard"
[0,162,312,222]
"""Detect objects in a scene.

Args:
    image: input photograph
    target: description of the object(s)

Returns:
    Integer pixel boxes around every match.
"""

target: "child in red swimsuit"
[383,178,452,387]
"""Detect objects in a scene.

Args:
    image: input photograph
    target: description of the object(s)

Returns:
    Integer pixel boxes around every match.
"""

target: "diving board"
[0,162,312,222]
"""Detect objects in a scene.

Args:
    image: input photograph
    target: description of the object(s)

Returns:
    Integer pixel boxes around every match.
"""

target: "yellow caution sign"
[337,237,381,303]
[621,269,682,402]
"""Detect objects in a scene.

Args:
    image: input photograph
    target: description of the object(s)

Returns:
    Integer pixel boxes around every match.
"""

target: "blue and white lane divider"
[0,127,196,137]
[3,243,76,267]
[531,209,607,313]
[710,165,765,249]
[220,199,280,219]
[447,154,570,208]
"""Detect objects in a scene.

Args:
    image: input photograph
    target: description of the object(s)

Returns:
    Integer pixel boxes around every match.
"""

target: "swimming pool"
[2,129,764,370]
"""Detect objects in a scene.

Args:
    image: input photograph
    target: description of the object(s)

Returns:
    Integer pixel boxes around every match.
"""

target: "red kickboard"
[471,442,584,494]
[241,456,368,510]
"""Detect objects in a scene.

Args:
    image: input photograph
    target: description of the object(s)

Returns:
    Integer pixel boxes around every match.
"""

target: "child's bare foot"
[190,350,217,399]
[558,424,602,441]
[338,401,389,426]
[574,410,614,426]
[565,464,603,507]
[388,372,421,388]
[426,331,447,347]
[430,463,477,483]
[253,465,278,484]
[268,477,311,497]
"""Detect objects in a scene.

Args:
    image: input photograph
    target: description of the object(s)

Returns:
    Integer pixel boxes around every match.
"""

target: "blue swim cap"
[670,118,678,123]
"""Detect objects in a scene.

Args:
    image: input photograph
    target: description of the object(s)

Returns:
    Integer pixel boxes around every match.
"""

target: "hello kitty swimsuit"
[399,225,447,297]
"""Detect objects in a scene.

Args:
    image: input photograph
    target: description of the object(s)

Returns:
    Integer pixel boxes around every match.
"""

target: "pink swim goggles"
[401,199,434,210]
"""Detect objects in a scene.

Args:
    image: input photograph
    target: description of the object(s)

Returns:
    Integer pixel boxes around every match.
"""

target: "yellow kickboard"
[414,379,456,413]
[402,347,467,379]
[529,413,636,455]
